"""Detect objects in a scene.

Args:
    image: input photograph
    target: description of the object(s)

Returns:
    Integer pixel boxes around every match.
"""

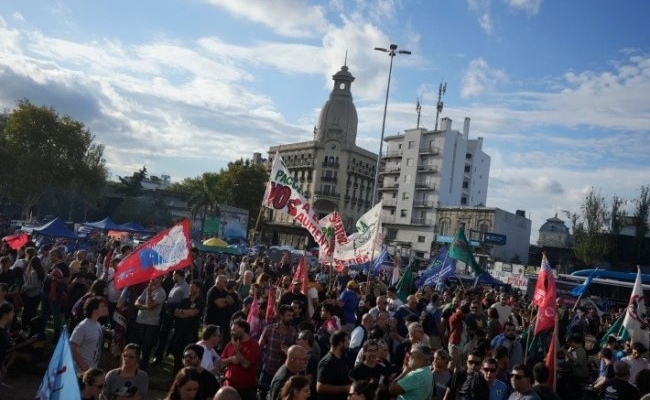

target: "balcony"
[320,176,337,183]
[411,218,433,226]
[413,200,434,208]
[380,166,401,175]
[322,162,340,168]
[383,199,397,207]
[313,191,340,201]
[414,181,436,190]
[378,182,399,191]
[382,216,396,224]
[417,164,438,174]
[382,151,403,159]
[419,146,440,155]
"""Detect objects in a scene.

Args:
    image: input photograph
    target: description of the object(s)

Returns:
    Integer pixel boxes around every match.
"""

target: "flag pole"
[523,313,537,364]
[552,309,558,391]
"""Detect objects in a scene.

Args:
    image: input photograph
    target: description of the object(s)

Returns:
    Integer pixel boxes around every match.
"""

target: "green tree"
[0,100,107,219]
[564,187,612,267]
[633,185,650,265]
[186,172,221,237]
[117,166,147,197]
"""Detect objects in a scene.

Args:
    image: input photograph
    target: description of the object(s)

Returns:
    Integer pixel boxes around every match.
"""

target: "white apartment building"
[379,117,491,262]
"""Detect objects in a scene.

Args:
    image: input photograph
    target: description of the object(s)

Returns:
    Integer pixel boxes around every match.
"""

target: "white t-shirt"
[70,318,103,370]
[490,303,513,325]
[198,342,220,375]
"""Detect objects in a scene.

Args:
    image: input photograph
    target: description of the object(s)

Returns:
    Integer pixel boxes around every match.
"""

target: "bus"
[526,273,650,315]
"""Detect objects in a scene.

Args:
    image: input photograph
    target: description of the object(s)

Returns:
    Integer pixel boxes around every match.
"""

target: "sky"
[0,0,649,244]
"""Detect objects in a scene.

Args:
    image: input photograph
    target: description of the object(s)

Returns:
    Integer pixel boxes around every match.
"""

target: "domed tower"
[315,65,358,147]
[537,214,572,248]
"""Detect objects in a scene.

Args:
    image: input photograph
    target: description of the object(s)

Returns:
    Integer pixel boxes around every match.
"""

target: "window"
[466,153,472,159]
[408,141,415,149]
[464,165,471,173]
[386,228,398,240]
[417,235,426,243]
[462,181,469,189]
[400,209,407,217]
[398,143,403,149]
[406,158,414,166]
[439,220,449,236]
[403,174,411,183]
[461,197,467,205]
[402,192,410,200]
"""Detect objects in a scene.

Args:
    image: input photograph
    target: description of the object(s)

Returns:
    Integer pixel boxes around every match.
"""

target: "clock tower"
[314,64,358,147]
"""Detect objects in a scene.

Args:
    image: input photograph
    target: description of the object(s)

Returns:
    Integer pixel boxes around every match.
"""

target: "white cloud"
[461,58,508,97]
[12,12,24,22]
[202,0,329,38]
[503,0,543,15]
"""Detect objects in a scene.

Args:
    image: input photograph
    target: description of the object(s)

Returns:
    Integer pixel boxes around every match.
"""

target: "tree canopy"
[0,100,108,219]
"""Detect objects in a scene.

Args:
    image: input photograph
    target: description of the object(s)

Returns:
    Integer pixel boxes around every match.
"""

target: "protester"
[102,343,149,400]
[80,368,105,400]
[220,319,260,400]
[507,364,540,400]
[281,375,312,400]
[70,296,109,372]
[165,367,202,400]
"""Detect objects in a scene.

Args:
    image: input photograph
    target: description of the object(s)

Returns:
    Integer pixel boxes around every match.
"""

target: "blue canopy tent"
[571,268,650,285]
[82,217,123,231]
[31,217,79,239]
[116,221,154,234]
[449,273,510,288]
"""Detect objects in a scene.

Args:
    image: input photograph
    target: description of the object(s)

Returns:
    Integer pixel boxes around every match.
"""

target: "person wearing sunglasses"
[347,380,378,400]
[508,364,540,400]
[102,343,149,400]
[481,358,507,400]
[443,350,488,400]
[80,367,105,400]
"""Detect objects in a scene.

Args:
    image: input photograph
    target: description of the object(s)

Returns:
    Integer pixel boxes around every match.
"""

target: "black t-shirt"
[269,365,295,400]
[317,352,350,400]
[199,368,220,400]
[349,362,387,383]
[601,378,640,400]
[204,287,230,326]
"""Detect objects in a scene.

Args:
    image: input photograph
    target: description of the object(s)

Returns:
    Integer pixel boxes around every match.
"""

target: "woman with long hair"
[165,367,201,400]
[102,343,149,400]
[280,375,311,400]
[20,247,44,330]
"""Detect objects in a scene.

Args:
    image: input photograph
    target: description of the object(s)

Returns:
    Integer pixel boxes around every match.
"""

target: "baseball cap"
[347,280,358,290]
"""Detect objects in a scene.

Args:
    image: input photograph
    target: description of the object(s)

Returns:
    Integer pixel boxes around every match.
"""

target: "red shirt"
[448,310,464,345]
[221,338,261,390]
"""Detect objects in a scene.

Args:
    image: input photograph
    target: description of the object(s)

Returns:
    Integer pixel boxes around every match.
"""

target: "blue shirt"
[339,289,359,325]
[489,380,509,400]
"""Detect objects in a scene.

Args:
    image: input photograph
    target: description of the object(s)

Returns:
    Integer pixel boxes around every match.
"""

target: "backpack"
[458,371,489,400]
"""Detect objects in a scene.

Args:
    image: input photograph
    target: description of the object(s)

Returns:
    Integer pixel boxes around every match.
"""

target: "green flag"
[395,260,414,303]
[599,312,629,347]
[448,228,486,275]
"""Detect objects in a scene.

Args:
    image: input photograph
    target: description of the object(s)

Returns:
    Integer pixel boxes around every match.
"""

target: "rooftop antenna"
[434,81,447,131]
[416,94,423,129]
[344,49,348,66]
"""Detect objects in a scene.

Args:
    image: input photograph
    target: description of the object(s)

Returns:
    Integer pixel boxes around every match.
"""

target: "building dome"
[315,65,358,146]
[539,216,569,233]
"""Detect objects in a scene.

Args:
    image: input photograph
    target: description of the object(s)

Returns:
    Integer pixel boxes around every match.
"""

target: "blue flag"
[35,329,81,400]
[369,246,389,276]
[571,268,598,297]
[423,256,456,288]
[415,246,448,288]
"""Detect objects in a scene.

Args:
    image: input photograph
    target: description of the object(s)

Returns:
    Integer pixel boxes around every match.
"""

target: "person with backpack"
[444,349,489,400]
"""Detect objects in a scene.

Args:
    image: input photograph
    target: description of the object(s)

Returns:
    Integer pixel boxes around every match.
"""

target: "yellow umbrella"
[203,237,227,247]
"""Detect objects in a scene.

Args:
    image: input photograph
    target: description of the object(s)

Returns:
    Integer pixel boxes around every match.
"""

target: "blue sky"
[1,0,649,243]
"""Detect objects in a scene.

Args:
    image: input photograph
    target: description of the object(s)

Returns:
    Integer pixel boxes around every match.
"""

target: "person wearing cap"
[600,360,640,400]
[389,343,434,400]
[337,280,359,333]
[281,279,309,312]
[183,343,220,400]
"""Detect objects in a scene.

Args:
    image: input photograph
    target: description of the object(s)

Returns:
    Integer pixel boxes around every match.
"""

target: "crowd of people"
[0,236,649,400]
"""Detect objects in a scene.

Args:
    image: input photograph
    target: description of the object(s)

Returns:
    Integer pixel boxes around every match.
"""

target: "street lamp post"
[371,44,411,207]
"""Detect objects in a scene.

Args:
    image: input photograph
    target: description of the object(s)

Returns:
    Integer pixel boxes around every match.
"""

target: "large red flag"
[545,326,557,389]
[2,233,30,250]
[247,297,261,338]
[266,285,277,324]
[293,257,309,295]
[114,219,192,289]
[534,255,557,334]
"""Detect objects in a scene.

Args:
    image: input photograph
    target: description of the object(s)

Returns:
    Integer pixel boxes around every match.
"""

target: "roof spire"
[344,49,348,66]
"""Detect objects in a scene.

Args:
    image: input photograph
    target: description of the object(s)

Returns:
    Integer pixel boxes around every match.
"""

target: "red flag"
[545,327,557,388]
[534,255,556,334]
[114,219,192,289]
[247,297,261,337]
[293,257,309,295]
[265,285,277,324]
[2,233,29,250]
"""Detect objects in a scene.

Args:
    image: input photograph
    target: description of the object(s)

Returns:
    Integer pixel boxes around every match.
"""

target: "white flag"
[333,201,384,267]
[622,267,649,350]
